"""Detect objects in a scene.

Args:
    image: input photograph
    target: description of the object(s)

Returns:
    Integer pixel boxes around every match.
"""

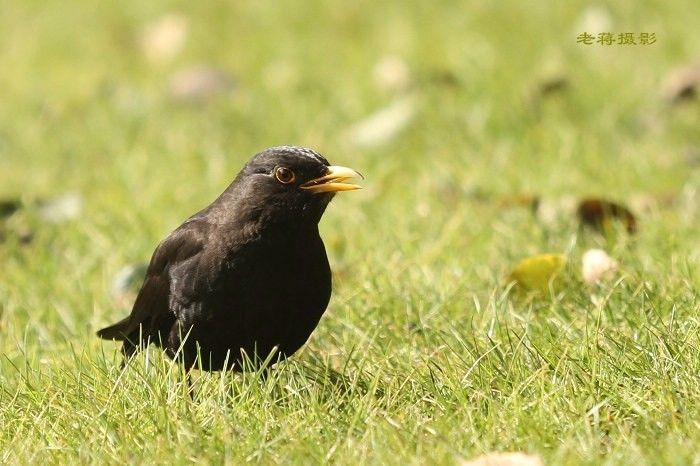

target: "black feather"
[97,146,357,372]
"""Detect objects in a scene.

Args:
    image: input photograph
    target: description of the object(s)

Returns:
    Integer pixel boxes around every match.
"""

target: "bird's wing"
[97,220,209,341]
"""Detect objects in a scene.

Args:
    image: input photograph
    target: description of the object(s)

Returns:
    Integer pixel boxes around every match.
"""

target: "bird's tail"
[96,317,132,340]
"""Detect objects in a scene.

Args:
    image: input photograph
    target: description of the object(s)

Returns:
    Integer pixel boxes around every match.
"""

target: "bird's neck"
[210,185,324,236]
[207,202,318,246]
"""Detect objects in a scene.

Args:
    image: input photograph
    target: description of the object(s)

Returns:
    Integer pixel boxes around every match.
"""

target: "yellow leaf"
[509,253,567,292]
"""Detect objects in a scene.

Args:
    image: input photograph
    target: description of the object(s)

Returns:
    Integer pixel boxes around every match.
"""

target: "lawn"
[1,0,699,464]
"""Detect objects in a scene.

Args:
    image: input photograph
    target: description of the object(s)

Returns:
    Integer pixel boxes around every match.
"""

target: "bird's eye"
[275,167,296,184]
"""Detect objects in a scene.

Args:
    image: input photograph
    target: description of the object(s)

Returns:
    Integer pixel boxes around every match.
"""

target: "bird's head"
[227,146,362,228]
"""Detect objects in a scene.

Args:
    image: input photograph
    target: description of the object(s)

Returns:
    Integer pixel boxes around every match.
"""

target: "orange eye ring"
[275,166,296,184]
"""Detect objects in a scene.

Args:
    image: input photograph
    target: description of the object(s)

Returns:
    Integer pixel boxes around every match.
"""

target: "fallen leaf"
[0,199,21,219]
[582,248,618,285]
[530,59,569,100]
[536,75,569,96]
[577,198,637,234]
[345,96,416,148]
[372,55,411,93]
[575,6,612,35]
[508,253,567,292]
[527,62,570,116]
[17,229,33,244]
[661,63,700,103]
[140,13,188,65]
[427,69,461,87]
[0,199,33,245]
[459,452,544,466]
[38,193,82,223]
[497,194,540,212]
[169,65,235,103]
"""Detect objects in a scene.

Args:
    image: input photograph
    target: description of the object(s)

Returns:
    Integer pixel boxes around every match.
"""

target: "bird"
[97,146,362,372]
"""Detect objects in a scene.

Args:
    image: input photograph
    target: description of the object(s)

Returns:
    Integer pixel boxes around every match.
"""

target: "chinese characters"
[577,32,656,45]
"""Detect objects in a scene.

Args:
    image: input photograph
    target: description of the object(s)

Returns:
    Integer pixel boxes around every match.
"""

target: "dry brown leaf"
[496,194,540,212]
[661,63,700,103]
[530,59,569,100]
[577,198,637,234]
[0,199,21,219]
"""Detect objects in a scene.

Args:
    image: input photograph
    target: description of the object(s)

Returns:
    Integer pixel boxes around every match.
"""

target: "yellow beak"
[300,165,363,193]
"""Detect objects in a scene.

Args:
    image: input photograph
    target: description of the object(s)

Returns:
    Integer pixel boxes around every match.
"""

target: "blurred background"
[1,0,699,356]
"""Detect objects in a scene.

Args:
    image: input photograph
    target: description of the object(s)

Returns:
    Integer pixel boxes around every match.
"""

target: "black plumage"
[97,146,361,371]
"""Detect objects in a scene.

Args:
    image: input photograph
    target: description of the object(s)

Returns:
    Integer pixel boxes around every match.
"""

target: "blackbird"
[97,146,362,371]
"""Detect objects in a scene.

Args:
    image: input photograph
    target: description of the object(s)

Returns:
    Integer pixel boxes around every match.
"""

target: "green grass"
[1,0,699,464]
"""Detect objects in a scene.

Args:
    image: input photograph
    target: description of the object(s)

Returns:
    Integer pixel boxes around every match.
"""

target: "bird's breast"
[209,233,331,327]
[184,234,330,362]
